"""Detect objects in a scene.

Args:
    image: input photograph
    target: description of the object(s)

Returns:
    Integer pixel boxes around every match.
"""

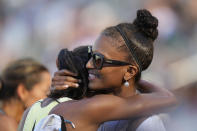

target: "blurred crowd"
[0,0,197,131]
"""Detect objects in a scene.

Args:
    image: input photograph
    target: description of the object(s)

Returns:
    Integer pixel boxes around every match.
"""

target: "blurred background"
[0,0,197,130]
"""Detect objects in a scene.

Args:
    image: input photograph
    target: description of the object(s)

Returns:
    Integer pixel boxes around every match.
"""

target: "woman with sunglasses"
[33,9,176,131]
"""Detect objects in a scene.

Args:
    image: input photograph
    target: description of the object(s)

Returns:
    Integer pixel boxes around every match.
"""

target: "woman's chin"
[88,81,105,90]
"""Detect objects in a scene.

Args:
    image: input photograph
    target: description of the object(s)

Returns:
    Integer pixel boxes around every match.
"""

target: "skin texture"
[0,71,51,129]
[22,72,51,107]
[49,35,176,131]
[0,114,17,131]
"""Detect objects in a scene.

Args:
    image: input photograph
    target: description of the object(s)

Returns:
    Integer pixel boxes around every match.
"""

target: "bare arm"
[137,80,172,95]
[50,69,176,124]
[50,80,176,124]
[81,86,176,123]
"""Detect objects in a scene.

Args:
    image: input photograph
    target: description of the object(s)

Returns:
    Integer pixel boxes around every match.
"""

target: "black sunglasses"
[91,52,131,70]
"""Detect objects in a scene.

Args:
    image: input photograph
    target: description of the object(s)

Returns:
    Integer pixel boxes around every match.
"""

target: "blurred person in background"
[0,58,51,130]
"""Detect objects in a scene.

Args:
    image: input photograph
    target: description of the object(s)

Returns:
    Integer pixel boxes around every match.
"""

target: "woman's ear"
[16,84,29,102]
[123,65,138,81]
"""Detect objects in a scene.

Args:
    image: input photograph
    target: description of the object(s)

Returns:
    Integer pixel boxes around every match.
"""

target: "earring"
[124,80,129,87]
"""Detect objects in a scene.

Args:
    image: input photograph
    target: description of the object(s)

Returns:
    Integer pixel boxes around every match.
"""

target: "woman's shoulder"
[0,113,15,122]
[0,114,17,130]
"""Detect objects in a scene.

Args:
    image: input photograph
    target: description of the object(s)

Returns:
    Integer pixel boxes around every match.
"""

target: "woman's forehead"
[92,35,126,60]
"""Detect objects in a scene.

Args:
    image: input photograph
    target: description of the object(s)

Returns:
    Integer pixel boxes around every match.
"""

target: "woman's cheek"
[102,69,123,87]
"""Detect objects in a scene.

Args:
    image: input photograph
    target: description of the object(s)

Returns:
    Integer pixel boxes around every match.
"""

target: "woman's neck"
[2,98,24,124]
[114,80,136,98]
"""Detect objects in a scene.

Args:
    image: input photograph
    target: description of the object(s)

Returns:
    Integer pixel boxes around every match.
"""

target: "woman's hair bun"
[133,9,158,40]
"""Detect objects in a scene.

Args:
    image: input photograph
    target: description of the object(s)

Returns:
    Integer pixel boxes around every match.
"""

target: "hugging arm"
[137,80,169,94]
[50,70,176,124]
[80,81,177,123]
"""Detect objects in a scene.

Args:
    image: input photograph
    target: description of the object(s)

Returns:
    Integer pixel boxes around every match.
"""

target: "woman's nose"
[86,58,94,69]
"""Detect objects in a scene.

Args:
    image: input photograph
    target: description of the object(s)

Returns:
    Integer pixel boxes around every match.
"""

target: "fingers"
[54,69,77,77]
[52,75,80,83]
[51,69,81,91]
[52,81,79,88]
[51,75,80,91]
[51,81,79,90]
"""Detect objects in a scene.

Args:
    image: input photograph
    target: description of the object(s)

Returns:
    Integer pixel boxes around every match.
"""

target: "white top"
[34,114,62,131]
[136,115,166,131]
[34,114,76,131]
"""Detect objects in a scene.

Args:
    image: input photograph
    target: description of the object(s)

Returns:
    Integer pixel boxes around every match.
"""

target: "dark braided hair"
[48,46,91,100]
[101,9,158,82]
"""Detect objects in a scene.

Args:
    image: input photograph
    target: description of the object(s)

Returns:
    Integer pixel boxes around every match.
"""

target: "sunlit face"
[25,71,51,107]
[86,35,129,90]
